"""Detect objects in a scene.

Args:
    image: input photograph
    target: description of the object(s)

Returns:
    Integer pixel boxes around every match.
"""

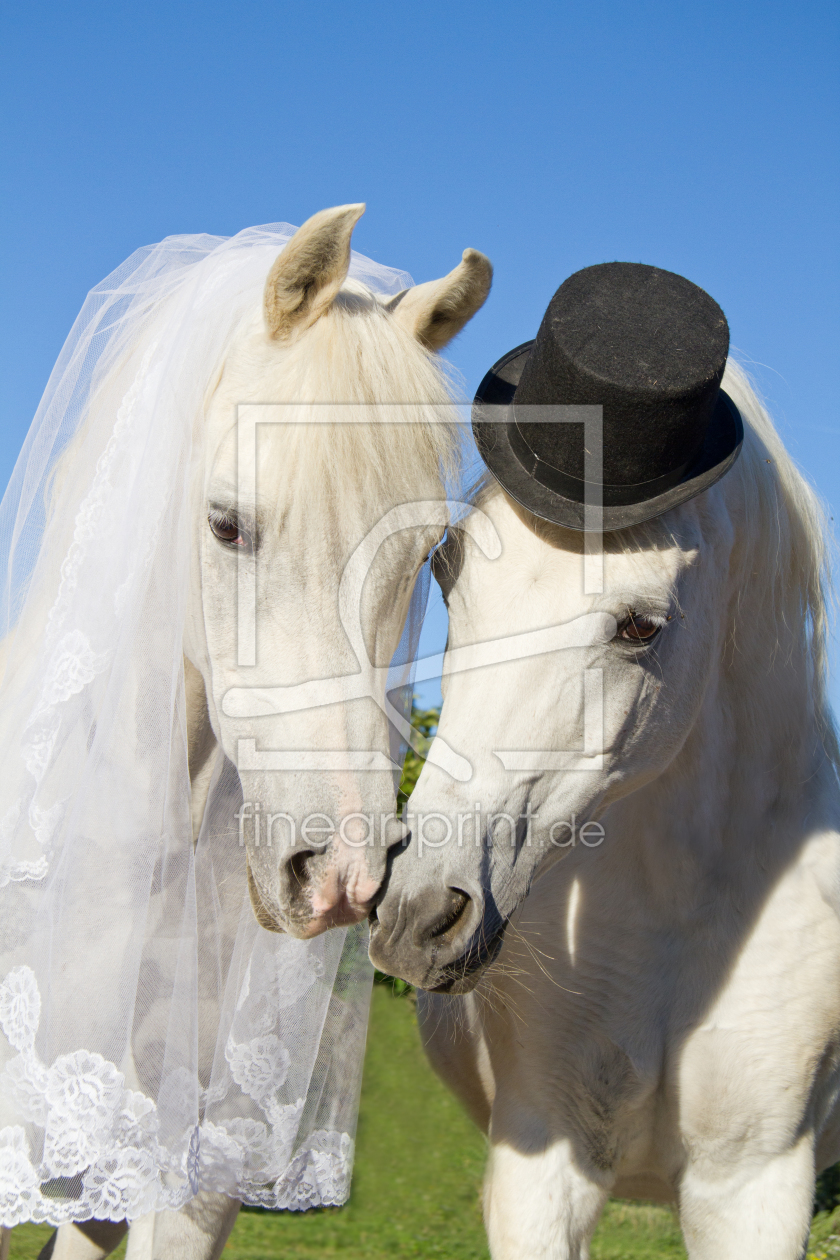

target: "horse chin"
[246,860,287,933]
[370,918,508,994]
[293,899,371,939]
[427,921,508,993]
[425,971,483,996]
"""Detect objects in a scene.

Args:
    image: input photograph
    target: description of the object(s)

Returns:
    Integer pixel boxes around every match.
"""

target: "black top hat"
[473,262,744,531]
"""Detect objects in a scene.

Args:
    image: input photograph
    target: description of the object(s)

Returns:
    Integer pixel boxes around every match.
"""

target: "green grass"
[809,1210,840,1258]
[10,986,838,1258]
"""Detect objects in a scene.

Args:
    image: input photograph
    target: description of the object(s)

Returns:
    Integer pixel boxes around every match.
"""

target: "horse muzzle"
[367,876,505,991]
[247,825,408,939]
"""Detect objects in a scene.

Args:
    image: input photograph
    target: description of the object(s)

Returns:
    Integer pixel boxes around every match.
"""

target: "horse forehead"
[603,540,688,588]
[453,527,688,637]
[475,544,583,614]
[482,491,703,575]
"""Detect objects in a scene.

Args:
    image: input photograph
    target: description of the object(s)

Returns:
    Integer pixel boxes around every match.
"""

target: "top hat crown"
[473,262,744,531]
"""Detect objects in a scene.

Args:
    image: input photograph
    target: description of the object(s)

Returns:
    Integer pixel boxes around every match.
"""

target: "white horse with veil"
[370,341,840,1258]
[0,205,491,1259]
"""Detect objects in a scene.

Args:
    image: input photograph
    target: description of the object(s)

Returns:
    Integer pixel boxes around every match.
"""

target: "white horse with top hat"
[371,264,840,1259]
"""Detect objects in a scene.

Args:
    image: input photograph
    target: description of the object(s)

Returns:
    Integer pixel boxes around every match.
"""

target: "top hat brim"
[472,342,744,532]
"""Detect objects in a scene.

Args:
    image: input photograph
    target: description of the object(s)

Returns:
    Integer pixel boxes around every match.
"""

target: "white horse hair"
[19,205,491,1259]
[370,360,840,1259]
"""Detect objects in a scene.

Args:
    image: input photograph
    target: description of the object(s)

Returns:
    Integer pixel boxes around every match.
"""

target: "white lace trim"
[0,967,355,1225]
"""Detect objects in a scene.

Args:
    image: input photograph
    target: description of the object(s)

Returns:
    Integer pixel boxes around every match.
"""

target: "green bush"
[816,1164,840,1215]
[372,698,439,993]
[396,700,439,814]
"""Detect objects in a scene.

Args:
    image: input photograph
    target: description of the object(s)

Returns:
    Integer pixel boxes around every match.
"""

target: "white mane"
[719,360,838,771]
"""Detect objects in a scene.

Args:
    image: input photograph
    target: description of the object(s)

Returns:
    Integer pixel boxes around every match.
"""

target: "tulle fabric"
[0,226,421,1225]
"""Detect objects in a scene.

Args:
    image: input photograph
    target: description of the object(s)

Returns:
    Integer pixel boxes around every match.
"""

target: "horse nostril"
[278,847,323,920]
[287,848,315,890]
[424,889,473,944]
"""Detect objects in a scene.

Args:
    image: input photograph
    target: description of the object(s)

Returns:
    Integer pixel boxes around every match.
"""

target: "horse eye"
[616,611,662,644]
[208,511,250,550]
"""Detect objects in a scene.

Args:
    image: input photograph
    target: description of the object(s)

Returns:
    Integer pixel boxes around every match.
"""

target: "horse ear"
[385,249,493,351]
[263,203,365,339]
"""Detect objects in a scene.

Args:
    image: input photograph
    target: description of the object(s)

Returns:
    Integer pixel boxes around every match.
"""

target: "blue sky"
[1,0,838,710]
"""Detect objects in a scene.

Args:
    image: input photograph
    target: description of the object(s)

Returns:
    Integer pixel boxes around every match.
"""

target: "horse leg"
[677,1135,814,1260]
[483,1136,610,1260]
[124,1192,240,1260]
[36,1221,129,1260]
